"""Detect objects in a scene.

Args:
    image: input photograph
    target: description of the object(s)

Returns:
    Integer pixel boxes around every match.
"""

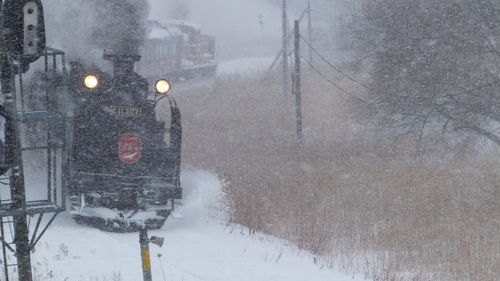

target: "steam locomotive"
[68,52,182,232]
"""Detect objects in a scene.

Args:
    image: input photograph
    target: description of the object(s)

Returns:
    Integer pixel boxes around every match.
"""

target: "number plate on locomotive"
[110,106,141,117]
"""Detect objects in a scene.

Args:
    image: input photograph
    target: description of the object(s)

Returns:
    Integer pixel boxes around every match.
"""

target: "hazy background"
[15,1,499,280]
[42,0,353,64]
[147,0,354,60]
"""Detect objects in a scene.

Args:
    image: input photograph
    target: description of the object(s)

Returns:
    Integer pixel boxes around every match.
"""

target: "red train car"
[137,20,218,82]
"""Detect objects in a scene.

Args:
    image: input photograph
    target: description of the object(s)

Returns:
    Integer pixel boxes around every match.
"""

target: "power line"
[310,8,335,18]
[300,54,367,104]
[300,34,369,89]
[300,28,499,97]
[262,0,281,24]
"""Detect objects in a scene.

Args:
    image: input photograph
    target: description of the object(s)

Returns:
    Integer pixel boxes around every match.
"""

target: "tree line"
[342,0,500,149]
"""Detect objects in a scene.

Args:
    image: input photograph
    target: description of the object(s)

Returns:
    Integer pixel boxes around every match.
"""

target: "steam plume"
[89,0,150,55]
[43,0,150,65]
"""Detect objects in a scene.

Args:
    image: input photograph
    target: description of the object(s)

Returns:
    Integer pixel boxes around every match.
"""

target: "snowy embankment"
[216,57,276,77]
[29,170,365,281]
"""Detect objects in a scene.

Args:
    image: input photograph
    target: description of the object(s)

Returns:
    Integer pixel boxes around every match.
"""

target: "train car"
[136,20,218,83]
[68,52,182,232]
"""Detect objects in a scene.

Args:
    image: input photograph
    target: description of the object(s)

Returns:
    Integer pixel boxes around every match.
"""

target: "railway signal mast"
[0,1,68,280]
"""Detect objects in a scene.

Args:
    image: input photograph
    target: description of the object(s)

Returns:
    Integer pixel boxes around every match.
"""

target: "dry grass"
[172,70,500,281]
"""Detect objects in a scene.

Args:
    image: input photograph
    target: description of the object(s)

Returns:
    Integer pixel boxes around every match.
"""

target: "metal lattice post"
[5,61,33,281]
[0,1,33,280]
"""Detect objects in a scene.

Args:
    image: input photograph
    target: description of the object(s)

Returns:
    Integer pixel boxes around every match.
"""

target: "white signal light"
[155,79,171,94]
[84,75,99,89]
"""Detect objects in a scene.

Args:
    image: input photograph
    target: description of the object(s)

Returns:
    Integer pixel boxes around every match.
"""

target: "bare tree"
[343,0,500,147]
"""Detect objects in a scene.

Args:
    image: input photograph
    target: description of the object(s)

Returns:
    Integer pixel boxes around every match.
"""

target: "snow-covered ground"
[17,170,366,281]
[216,56,276,76]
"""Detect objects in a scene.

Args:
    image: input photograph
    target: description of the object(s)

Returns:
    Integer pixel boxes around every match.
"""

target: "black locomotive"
[68,52,182,232]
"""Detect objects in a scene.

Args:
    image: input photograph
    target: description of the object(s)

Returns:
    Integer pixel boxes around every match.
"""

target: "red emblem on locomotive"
[119,133,142,164]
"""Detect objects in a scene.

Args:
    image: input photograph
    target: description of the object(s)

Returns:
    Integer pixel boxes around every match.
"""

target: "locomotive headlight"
[84,75,99,89]
[155,79,171,94]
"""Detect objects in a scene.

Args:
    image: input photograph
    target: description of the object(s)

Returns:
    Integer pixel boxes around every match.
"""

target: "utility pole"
[268,2,313,76]
[259,14,263,36]
[282,0,289,96]
[294,20,303,145]
[307,1,313,68]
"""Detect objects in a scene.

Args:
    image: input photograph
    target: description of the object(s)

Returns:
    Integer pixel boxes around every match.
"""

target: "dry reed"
[172,71,500,281]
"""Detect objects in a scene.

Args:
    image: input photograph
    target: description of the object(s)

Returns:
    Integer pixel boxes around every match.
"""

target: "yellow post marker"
[142,249,151,271]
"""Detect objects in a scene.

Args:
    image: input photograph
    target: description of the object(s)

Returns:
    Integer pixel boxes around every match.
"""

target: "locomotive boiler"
[68,52,182,232]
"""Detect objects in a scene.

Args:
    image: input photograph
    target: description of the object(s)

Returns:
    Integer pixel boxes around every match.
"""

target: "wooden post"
[307,1,313,68]
[294,20,303,145]
[282,0,289,96]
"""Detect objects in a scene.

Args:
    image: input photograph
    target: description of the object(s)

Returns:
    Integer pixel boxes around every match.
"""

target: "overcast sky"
[40,0,349,63]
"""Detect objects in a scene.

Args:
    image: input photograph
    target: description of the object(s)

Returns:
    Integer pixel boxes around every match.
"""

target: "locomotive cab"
[68,53,182,232]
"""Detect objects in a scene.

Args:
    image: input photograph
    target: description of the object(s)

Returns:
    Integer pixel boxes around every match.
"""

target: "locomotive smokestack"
[103,52,141,86]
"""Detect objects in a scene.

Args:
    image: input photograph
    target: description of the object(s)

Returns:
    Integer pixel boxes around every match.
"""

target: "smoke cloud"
[89,0,150,54]
[43,0,150,66]
[167,0,190,20]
